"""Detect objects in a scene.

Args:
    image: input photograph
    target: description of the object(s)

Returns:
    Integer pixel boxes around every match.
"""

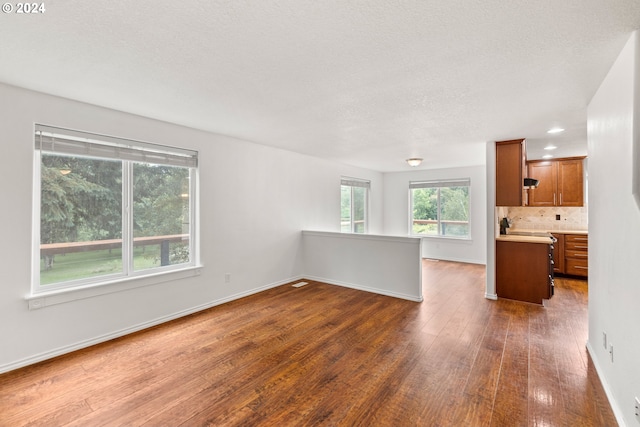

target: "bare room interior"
[1,1,640,426]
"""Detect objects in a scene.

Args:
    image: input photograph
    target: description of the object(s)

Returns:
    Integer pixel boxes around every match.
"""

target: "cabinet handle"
[554,193,556,205]
[573,237,588,241]
[575,266,588,270]
[560,193,563,205]
[571,253,588,257]
[574,245,588,249]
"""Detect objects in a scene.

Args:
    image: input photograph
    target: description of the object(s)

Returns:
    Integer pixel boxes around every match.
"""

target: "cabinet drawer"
[565,243,589,252]
[564,234,589,251]
[565,250,588,259]
[565,258,588,276]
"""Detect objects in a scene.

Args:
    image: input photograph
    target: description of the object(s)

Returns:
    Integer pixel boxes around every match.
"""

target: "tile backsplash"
[504,206,588,231]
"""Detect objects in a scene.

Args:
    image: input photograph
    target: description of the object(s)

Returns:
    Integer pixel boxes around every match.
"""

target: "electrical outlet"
[224,273,231,283]
[603,332,607,349]
[634,396,640,422]
[609,344,614,363]
[556,214,561,220]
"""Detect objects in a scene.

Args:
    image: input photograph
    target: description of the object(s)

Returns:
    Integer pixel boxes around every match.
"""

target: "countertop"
[547,230,588,235]
[496,234,554,244]
[496,228,587,244]
[509,228,588,235]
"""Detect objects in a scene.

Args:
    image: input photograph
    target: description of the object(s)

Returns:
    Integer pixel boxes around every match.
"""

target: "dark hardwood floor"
[0,260,617,426]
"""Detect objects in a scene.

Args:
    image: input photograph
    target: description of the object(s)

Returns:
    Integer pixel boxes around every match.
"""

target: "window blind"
[34,124,198,168]
[341,177,371,189]
[409,178,470,189]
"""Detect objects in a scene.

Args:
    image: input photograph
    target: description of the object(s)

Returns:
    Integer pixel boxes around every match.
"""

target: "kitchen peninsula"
[495,232,555,305]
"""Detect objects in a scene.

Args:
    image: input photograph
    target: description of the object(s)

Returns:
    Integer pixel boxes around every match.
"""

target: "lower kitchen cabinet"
[496,240,553,305]
[564,234,588,276]
[551,233,564,274]
[550,233,588,277]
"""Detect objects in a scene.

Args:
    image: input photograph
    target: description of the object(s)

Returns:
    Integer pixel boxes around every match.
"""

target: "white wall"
[587,31,640,426]
[302,231,422,301]
[485,142,497,299]
[0,83,383,372]
[382,165,487,264]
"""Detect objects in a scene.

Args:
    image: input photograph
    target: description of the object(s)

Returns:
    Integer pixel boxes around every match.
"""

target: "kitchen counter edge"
[496,235,554,244]
[509,228,588,236]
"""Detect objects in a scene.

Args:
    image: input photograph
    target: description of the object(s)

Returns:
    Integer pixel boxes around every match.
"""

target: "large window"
[34,124,198,293]
[409,179,470,238]
[341,177,370,233]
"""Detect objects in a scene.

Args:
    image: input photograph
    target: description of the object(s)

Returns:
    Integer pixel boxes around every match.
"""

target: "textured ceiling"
[1,1,639,171]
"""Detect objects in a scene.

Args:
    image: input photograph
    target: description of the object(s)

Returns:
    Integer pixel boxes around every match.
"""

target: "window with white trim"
[34,124,198,293]
[409,178,470,238]
[340,177,370,233]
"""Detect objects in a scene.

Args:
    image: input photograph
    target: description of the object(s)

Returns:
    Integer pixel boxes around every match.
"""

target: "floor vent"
[292,281,309,288]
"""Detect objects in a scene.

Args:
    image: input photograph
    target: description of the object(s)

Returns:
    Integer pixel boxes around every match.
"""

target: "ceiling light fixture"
[544,145,557,150]
[547,127,565,134]
[406,158,423,167]
[542,154,554,159]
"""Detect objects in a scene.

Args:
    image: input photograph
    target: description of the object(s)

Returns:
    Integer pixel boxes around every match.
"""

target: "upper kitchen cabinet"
[496,139,527,206]
[527,157,585,207]
[527,161,556,207]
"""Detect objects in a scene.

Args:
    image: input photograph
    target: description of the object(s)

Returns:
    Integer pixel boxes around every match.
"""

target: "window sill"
[412,235,472,241]
[25,265,203,310]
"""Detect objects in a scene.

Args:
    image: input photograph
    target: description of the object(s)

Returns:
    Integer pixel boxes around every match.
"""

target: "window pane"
[440,186,470,237]
[340,185,352,232]
[411,188,438,235]
[352,186,366,233]
[40,154,123,285]
[133,163,190,271]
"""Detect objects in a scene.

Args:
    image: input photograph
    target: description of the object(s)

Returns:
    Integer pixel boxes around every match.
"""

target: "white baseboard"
[422,256,486,265]
[0,275,303,374]
[586,341,626,427]
[304,275,423,302]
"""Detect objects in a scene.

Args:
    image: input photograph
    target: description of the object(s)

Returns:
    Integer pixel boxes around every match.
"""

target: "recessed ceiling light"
[544,145,557,150]
[547,127,565,134]
[542,154,554,159]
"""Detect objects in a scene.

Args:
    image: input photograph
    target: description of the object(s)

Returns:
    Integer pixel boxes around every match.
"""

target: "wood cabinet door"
[551,233,564,274]
[528,161,557,206]
[558,159,584,206]
[496,140,525,206]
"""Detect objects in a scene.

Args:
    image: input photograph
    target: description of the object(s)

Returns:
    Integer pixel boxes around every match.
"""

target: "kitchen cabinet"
[557,160,584,206]
[564,234,588,276]
[496,239,553,305]
[527,162,556,206]
[551,233,564,274]
[548,232,588,277]
[496,139,527,206]
[527,158,585,207]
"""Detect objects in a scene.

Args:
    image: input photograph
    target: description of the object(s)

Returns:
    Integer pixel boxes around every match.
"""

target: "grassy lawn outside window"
[34,124,198,293]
